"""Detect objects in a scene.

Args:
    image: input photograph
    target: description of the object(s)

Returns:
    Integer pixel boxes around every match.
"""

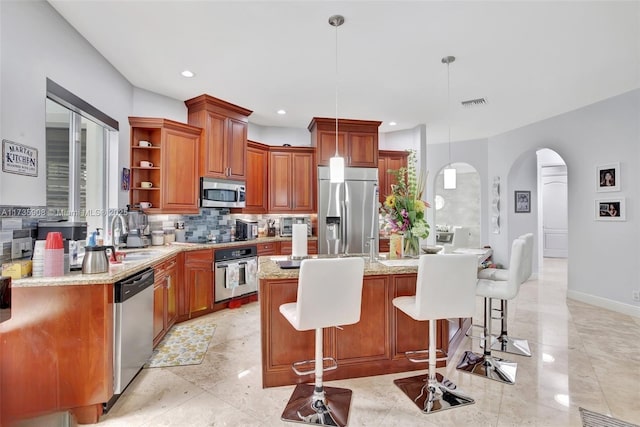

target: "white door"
[542,165,568,258]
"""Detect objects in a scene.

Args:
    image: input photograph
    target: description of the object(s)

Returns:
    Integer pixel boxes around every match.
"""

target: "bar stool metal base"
[491,335,532,357]
[393,372,475,414]
[456,350,517,385]
[281,384,352,426]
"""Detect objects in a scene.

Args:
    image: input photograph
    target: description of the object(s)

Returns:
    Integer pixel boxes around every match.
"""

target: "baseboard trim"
[567,290,640,318]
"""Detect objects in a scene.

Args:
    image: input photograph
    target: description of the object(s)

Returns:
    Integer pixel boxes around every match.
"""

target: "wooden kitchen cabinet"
[183,249,214,320]
[242,140,269,213]
[153,255,178,347]
[256,241,279,256]
[378,150,409,204]
[185,94,252,180]
[279,240,318,255]
[268,146,316,213]
[379,238,390,253]
[309,117,381,168]
[129,117,201,214]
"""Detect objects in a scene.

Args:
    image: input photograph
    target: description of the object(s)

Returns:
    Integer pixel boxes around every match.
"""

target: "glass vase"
[403,231,420,258]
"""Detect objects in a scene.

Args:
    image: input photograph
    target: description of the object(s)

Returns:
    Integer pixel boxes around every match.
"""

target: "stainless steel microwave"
[200,178,246,208]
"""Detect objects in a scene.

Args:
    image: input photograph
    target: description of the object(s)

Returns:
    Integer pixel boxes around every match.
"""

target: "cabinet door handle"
[166,276,171,289]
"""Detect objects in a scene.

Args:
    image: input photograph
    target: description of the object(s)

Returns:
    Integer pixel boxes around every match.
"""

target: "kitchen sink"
[121,250,164,263]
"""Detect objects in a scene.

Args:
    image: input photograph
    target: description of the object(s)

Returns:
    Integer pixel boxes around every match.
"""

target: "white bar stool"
[279,257,365,427]
[392,254,477,413]
[477,233,533,357]
[457,238,526,385]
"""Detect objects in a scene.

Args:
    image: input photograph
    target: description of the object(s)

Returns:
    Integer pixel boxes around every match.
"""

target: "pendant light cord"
[334,17,339,156]
[447,60,451,168]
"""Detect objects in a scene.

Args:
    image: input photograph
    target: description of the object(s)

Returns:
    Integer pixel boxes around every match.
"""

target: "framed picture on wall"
[121,167,130,191]
[596,163,620,192]
[595,198,625,221]
[514,190,530,213]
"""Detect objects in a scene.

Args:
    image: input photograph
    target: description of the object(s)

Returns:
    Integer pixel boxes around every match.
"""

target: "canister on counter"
[151,230,164,246]
[163,228,175,244]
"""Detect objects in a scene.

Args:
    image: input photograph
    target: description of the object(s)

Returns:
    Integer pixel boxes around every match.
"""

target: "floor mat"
[145,320,216,368]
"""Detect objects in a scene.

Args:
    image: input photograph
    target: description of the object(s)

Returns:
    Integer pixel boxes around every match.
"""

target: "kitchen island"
[258,255,471,388]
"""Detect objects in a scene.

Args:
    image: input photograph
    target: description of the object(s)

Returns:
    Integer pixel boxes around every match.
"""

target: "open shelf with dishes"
[129,117,202,214]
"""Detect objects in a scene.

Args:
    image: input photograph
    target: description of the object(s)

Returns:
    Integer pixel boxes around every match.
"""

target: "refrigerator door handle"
[341,199,348,253]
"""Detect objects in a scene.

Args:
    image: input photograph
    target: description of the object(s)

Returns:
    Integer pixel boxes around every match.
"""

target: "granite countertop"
[258,254,419,280]
[12,236,314,288]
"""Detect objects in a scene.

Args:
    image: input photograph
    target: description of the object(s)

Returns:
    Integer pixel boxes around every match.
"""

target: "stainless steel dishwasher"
[107,267,154,410]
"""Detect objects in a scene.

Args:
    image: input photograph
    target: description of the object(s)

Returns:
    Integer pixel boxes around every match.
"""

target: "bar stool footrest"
[292,357,338,376]
[405,349,448,364]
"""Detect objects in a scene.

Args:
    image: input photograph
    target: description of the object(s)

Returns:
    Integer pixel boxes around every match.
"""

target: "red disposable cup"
[45,232,64,249]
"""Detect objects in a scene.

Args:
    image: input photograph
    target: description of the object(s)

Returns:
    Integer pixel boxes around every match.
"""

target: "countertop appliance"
[235,219,258,241]
[126,211,150,248]
[106,267,154,411]
[279,216,312,237]
[318,166,379,256]
[37,220,87,269]
[214,245,258,303]
[200,177,246,208]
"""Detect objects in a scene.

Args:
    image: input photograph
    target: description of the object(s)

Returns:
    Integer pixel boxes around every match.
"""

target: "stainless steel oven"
[214,245,258,303]
[200,177,246,208]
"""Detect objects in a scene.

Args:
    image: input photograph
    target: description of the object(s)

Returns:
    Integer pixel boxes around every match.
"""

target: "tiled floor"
[84,258,640,426]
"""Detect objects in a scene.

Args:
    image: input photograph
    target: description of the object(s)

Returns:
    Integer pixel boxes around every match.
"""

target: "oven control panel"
[214,245,257,262]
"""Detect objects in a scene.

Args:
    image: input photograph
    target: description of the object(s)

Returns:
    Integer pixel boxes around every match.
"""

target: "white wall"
[248,123,310,146]
[488,89,640,315]
[0,1,133,207]
[132,88,187,123]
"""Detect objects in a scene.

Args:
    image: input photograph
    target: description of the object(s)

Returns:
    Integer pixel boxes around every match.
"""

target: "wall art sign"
[596,162,620,192]
[595,198,625,221]
[514,190,531,213]
[2,139,38,177]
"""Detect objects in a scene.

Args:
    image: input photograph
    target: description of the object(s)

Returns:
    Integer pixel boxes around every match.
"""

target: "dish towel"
[226,263,239,289]
[246,258,258,284]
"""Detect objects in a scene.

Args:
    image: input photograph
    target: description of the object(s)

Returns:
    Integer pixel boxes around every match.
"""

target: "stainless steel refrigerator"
[318,166,379,256]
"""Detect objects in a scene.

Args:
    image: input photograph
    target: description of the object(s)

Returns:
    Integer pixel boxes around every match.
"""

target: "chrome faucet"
[110,213,128,251]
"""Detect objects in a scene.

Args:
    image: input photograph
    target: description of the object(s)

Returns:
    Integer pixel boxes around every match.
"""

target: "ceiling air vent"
[461,97,488,108]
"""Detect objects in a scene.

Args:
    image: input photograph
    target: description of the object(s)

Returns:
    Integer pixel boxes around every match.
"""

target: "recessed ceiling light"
[389,121,397,126]
[181,70,195,78]
[277,109,286,115]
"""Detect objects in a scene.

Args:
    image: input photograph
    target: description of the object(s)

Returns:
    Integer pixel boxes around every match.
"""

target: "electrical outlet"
[633,290,640,302]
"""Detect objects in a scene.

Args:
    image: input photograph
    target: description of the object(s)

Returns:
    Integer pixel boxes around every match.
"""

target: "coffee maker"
[126,210,150,248]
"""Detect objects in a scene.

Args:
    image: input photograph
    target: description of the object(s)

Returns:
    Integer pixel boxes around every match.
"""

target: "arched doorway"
[434,162,481,248]
[537,149,568,258]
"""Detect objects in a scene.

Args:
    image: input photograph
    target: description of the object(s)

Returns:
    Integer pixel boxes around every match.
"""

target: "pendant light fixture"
[329,14,345,183]
[442,55,456,190]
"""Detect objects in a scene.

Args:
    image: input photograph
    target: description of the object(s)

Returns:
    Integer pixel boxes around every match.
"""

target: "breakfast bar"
[258,256,471,388]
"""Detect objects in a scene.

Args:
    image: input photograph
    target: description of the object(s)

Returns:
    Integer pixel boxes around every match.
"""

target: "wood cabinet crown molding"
[307,117,382,132]
[184,94,253,120]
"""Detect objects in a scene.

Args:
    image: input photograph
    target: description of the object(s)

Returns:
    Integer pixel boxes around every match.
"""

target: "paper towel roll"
[292,224,308,259]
